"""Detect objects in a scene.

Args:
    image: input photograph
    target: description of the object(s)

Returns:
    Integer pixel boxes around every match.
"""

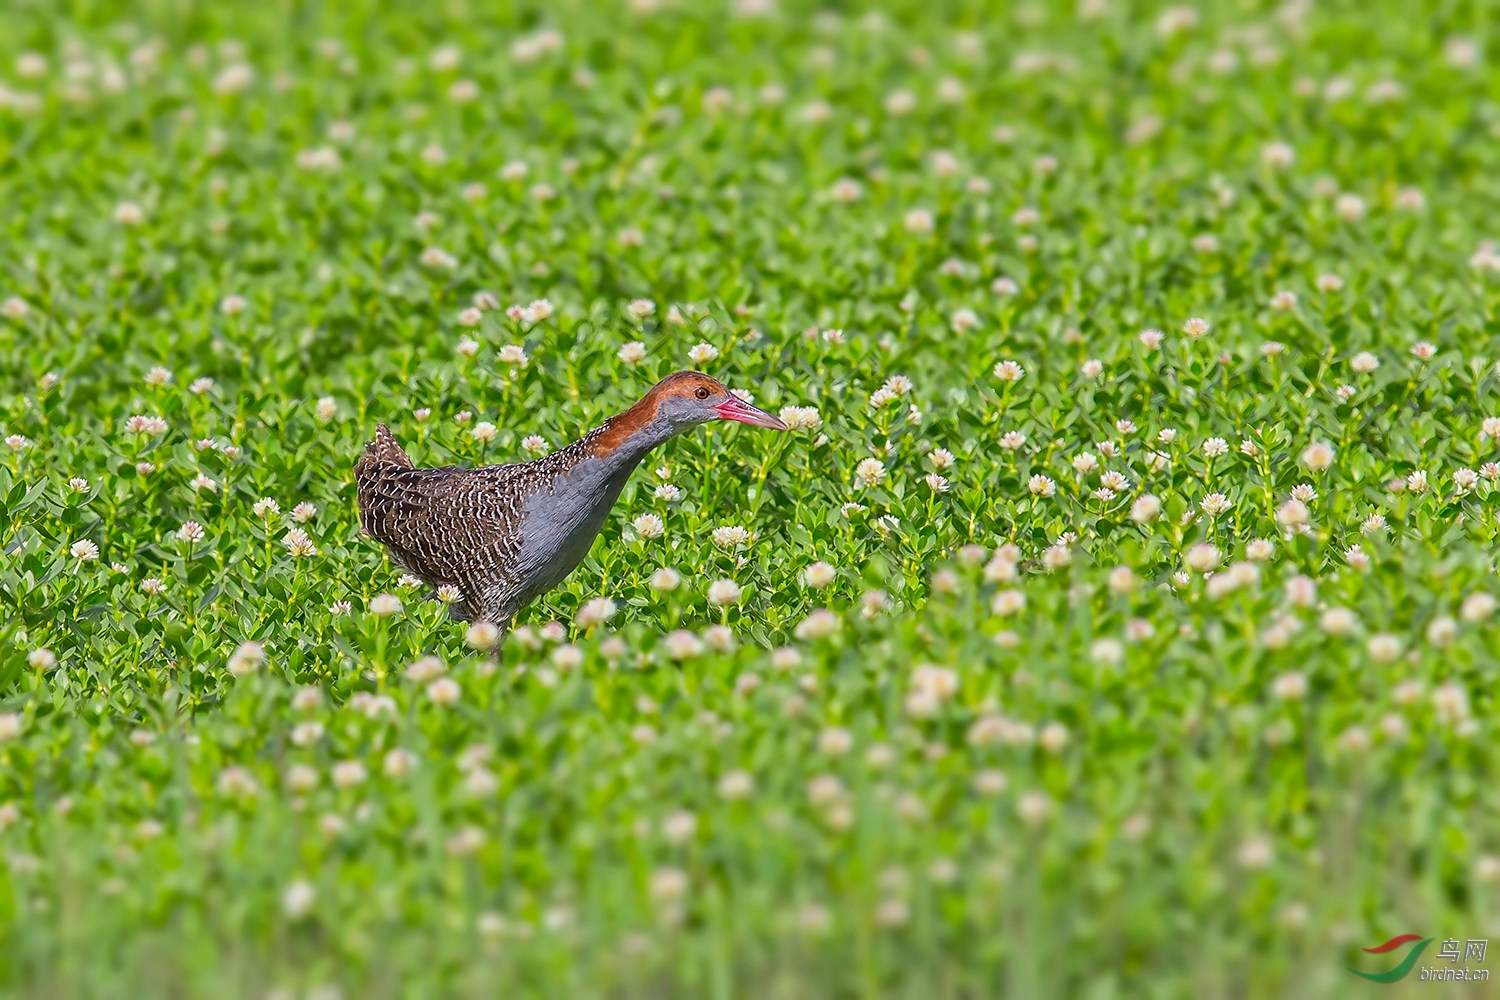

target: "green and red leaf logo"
[1347,934,1434,983]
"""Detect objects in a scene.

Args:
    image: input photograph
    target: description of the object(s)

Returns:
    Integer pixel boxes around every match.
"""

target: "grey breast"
[512,456,630,602]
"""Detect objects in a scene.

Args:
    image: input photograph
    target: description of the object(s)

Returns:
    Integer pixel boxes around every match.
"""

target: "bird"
[355,370,786,626]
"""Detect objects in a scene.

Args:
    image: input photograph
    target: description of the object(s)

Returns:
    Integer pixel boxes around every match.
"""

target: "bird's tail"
[362,424,413,469]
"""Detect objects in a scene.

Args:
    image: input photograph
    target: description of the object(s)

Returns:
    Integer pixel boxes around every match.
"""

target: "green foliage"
[0,0,1497,996]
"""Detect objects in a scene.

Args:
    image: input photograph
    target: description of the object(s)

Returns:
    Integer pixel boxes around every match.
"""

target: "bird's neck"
[589,414,679,480]
[545,410,681,493]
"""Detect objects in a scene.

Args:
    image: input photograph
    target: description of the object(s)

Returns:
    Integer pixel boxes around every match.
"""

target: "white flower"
[1367,634,1402,663]
[1335,194,1366,221]
[1183,317,1210,339]
[1237,837,1273,870]
[465,621,499,650]
[1027,474,1056,497]
[369,593,402,616]
[804,562,837,588]
[70,539,99,562]
[855,458,886,487]
[1320,607,1358,635]
[648,869,687,905]
[1039,722,1069,753]
[712,525,750,549]
[227,641,265,677]
[575,597,617,629]
[522,435,550,455]
[332,761,367,789]
[1433,682,1470,724]
[991,589,1026,615]
[717,770,754,800]
[212,62,254,94]
[282,880,315,920]
[1091,637,1125,665]
[1300,441,1335,470]
[1262,142,1295,168]
[633,513,664,539]
[707,579,742,606]
[794,609,840,640]
[1276,500,1309,527]
[903,208,934,233]
[1017,792,1053,825]
[114,202,145,226]
[384,749,417,778]
[551,644,584,671]
[992,360,1025,382]
[779,406,821,430]
[283,528,317,558]
[1426,616,1458,648]
[651,567,681,591]
[664,629,703,659]
[1461,592,1496,623]
[426,677,461,706]
[830,178,862,202]
[1199,493,1232,516]
[627,298,656,319]
[618,341,647,365]
[687,343,719,364]
[1130,494,1162,523]
[860,589,891,618]
[1185,544,1220,573]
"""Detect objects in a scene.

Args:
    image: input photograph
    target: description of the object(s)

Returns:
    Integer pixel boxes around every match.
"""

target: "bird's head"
[646,371,787,431]
[592,371,786,459]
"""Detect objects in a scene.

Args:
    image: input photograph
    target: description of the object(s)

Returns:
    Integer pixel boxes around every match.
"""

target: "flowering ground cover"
[2,0,1499,996]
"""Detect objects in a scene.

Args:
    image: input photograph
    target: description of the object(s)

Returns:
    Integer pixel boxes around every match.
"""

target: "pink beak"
[713,396,787,430]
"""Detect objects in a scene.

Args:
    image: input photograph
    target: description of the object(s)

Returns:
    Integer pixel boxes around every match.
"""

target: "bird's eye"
[694,386,711,400]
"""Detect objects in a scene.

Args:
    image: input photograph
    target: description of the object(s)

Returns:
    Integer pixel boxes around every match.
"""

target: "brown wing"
[356,454,527,587]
